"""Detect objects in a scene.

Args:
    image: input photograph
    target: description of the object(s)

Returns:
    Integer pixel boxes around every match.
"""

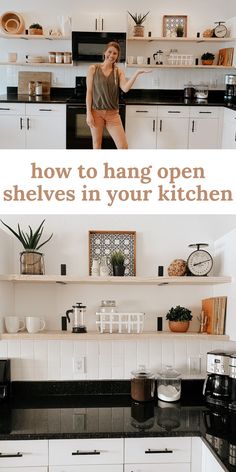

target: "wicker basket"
[0,11,25,34]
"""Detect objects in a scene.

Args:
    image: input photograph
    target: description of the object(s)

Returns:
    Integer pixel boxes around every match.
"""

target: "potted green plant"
[0,219,53,275]
[127,11,149,37]
[201,52,215,65]
[176,25,184,37]
[29,23,43,35]
[110,250,125,276]
[166,305,193,332]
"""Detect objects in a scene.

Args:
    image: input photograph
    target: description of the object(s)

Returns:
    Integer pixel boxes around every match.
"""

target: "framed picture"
[163,15,187,38]
[89,230,136,276]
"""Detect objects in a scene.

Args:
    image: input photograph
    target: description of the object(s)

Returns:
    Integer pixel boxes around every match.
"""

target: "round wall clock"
[187,243,213,276]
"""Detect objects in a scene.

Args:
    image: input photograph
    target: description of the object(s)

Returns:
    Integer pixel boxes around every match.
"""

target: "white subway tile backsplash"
[98,341,112,379]
[2,337,234,381]
[48,341,61,380]
[73,340,87,380]
[60,341,74,380]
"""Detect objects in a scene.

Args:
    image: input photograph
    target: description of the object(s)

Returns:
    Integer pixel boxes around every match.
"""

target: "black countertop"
[0,87,236,110]
[0,380,235,471]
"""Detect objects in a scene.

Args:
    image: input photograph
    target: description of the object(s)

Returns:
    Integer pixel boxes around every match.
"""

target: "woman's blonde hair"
[104,42,120,62]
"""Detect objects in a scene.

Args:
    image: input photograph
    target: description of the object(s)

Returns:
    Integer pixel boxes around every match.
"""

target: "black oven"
[66,103,125,149]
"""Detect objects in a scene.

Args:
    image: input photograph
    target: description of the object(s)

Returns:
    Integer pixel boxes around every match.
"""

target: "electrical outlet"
[73,357,86,374]
[188,356,201,375]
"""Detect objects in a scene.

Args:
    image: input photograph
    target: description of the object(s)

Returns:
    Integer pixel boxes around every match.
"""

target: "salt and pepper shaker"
[157,317,163,331]
[158,266,164,276]
[60,264,67,276]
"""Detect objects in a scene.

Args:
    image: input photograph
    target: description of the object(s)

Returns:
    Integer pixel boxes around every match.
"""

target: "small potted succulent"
[127,11,149,37]
[0,219,53,275]
[110,250,125,276]
[176,25,184,37]
[29,23,43,35]
[201,52,215,65]
[166,305,193,332]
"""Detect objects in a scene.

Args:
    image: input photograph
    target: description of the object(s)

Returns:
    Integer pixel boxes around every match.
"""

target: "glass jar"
[35,81,43,96]
[64,51,72,64]
[48,51,56,63]
[55,52,64,63]
[28,80,35,96]
[157,365,181,402]
[131,365,155,402]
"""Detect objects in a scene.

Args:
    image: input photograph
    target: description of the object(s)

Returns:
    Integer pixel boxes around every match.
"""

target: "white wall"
[0,0,236,94]
[0,214,236,381]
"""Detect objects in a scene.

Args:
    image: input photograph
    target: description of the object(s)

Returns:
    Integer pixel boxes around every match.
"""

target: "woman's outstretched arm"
[118,68,151,93]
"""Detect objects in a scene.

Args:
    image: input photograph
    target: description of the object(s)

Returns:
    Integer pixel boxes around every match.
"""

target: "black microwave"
[72,31,126,63]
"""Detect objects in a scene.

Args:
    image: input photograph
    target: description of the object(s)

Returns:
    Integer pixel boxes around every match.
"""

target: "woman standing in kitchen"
[86,41,150,149]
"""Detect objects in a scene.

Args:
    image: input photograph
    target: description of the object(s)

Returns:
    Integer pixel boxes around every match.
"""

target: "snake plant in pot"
[0,219,53,275]
[166,305,193,332]
[110,250,125,276]
[127,11,149,37]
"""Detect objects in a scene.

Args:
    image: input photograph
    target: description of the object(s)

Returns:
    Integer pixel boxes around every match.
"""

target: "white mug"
[127,56,134,65]
[8,52,17,63]
[137,56,144,65]
[25,317,45,334]
[5,316,25,334]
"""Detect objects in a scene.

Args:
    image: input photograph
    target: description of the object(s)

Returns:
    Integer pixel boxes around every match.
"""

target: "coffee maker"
[0,359,11,403]
[224,75,236,102]
[229,354,236,410]
[203,351,231,407]
[66,302,87,333]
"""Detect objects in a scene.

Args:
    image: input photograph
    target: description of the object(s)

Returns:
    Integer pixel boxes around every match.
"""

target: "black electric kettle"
[66,302,87,333]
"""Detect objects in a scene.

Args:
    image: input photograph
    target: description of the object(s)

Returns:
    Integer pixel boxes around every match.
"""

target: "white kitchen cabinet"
[0,103,25,148]
[126,105,158,148]
[125,437,191,464]
[201,441,225,472]
[156,106,189,149]
[0,440,48,468]
[188,107,221,149]
[72,12,125,32]
[49,466,123,472]
[0,103,66,149]
[221,107,236,149]
[49,438,123,466]
[125,465,190,472]
[25,104,66,149]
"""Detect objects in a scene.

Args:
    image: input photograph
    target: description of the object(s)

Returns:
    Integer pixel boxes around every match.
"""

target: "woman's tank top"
[92,65,119,110]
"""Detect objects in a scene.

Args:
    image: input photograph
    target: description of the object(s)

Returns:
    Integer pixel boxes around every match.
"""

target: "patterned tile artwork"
[89,231,136,276]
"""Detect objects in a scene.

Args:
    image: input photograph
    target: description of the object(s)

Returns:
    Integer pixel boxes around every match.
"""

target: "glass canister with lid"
[157,365,181,402]
[131,365,155,402]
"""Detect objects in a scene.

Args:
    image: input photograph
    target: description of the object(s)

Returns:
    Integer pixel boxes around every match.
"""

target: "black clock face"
[214,24,227,38]
[187,249,213,276]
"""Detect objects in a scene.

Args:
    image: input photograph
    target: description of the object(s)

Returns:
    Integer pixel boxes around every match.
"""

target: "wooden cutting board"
[18,71,51,95]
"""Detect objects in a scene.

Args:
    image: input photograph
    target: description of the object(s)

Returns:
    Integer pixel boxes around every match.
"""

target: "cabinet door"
[99,12,126,32]
[202,442,225,472]
[222,110,236,148]
[0,468,47,472]
[125,465,190,472]
[156,117,189,149]
[126,106,158,148]
[0,115,25,148]
[189,118,219,148]
[125,437,191,464]
[25,104,66,149]
[0,103,26,149]
[72,12,100,31]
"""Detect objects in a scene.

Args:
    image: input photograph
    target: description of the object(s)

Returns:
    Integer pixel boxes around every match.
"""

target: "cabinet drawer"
[25,104,66,115]
[49,466,123,472]
[125,464,190,472]
[49,438,123,466]
[0,469,47,472]
[0,440,48,467]
[125,437,191,464]
[126,105,158,117]
[0,103,25,115]
[157,106,189,117]
[190,107,220,118]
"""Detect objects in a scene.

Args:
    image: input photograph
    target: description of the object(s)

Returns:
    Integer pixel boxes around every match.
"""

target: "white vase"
[58,16,71,37]
[100,256,110,277]
[91,259,100,276]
